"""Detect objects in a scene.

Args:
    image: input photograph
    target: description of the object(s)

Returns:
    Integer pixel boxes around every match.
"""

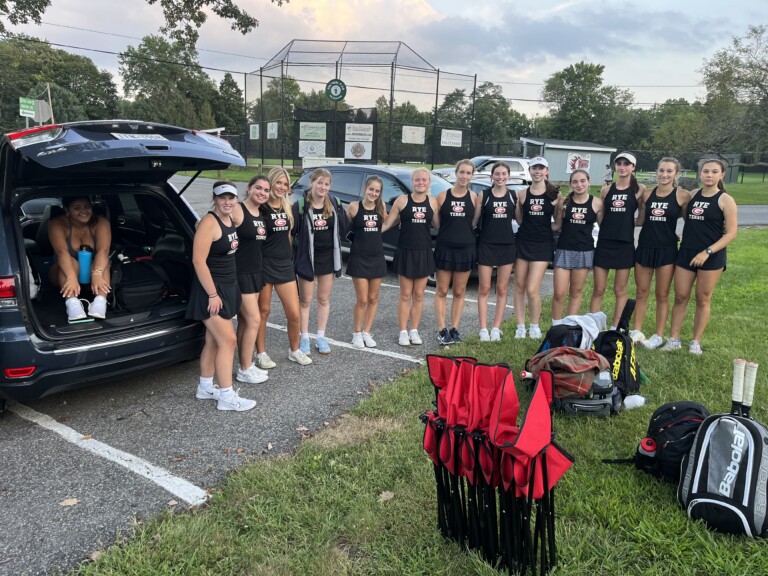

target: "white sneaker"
[490,328,502,342]
[644,334,663,350]
[514,325,526,339]
[236,365,269,384]
[65,297,87,321]
[288,348,313,365]
[398,330,411,346]
[689,340,703,355]
[362,332,377,348]
[660,338,682,351]
[217,388,256,411]
[88,295,107,319]
[629,330,646,345]
[409,329,423,345]
[254,353,276,370]
[195,384,221,401]
[528,325,542,339]
[351,332,365,349]
[479,328,490,342]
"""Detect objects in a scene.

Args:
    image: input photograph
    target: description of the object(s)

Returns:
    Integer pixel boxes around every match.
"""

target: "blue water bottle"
[77,245,93,284]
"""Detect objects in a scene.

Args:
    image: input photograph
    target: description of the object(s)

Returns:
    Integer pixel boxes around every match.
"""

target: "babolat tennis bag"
[591,299,640,397]
[677,414,768,537]
[635,401,710,483]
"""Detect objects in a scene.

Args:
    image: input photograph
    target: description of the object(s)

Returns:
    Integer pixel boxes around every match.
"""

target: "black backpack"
[635,401,710,483]
[678,414,768,537]
[591,299,639,397]
[110,258,172,313]
[535,324,584,354]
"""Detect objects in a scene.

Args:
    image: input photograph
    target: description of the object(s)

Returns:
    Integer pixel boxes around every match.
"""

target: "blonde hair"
[309,168,334,219]
[267,166,294,229]
[657,157,682,185]
[411,168,431,193]
[455,159,475,174]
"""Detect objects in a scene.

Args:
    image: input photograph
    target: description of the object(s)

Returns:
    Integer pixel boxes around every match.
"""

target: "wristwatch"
[706,248,713,255]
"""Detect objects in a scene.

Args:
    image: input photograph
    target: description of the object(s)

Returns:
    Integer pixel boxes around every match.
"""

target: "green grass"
[72,228,768,575]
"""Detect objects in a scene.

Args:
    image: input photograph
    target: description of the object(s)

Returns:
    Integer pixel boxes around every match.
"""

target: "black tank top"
[311,207,334,250]
[478,188,516,245]
[557,197,597,251]
[350,204,384,257]
[518,188,555,243]
[681,190,725,252]
[437,188,476,247]
[398,194,433,250]
[637,187,681,248]
[206,211,238,280]
[262,203,292,260]
[599,183,638,243]
[235,202,266,274]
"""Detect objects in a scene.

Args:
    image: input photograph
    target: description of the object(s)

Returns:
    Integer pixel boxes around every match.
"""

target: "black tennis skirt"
[394,248,434,279]
[516,237,554,263]
[186,277,240,321]
[675,247,727,271]
[477,242,516,267]
[434,243,476,272]
[262,256,296,285]
[237,271,263,295]
[347,251,387,279]
[635,246,678,268]
[313,248,334,276]
[594,239,635,270]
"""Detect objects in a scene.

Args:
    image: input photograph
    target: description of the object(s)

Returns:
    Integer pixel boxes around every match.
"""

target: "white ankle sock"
[199,376,214,387]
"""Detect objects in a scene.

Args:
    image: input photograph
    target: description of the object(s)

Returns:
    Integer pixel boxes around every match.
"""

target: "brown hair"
[363,175,386,218]
[455,158,475,174]
[566,170,590,205]
[309,168,334,219]
[699,157,728,193]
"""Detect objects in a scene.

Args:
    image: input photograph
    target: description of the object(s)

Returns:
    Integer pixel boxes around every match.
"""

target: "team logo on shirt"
[651,208,665,217]
[494,207,506,214]
[613,199,625,208]
[531,205,543,212]
[572,212,585,220]
[692,207,705,215]
[257,226,267,235]
[413,211,425,220]
[227,232,239,254]
[314,219,327,228]
[275,218,287,227]
[365,220,377,228]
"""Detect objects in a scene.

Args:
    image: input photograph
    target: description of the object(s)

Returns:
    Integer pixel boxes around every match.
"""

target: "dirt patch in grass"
[309,413,405,449]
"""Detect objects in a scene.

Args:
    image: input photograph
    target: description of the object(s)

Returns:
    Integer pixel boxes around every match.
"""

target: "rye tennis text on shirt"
[450,200,467,216]
[610,193,629,212]
[270,211,289,231]
[689,201,710,221]
[649,201,670,222]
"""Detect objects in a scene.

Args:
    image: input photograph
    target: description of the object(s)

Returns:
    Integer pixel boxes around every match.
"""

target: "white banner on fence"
[345,141,372,160]
[345,123,373,142]
[267,122,278,140]
[298,140,327,158]
[299,122,326,140]
[566,152,592,173]
[440,129,462,148]
[249,124,259,140]
[402,125,425,145]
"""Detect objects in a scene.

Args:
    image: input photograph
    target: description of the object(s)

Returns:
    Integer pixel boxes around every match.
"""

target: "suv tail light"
[4,366,36,379]
[7,124,63,149]
[0,277,18,307]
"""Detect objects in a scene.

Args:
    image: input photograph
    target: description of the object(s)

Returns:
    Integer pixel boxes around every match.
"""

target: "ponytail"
[565,191,575,205]
[628,174,639,196]
[544,180,561,201]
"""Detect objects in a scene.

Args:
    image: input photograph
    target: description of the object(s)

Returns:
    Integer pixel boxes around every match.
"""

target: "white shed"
[521,138,617,183]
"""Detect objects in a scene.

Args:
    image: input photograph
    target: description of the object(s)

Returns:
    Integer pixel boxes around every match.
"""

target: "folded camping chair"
[493,371,574,575]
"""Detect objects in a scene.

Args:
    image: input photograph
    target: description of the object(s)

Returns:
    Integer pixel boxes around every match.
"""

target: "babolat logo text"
[719,424,747,497]
[612,340,623,381]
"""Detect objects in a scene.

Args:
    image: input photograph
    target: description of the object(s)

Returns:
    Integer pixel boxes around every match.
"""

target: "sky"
[6,0,768,117]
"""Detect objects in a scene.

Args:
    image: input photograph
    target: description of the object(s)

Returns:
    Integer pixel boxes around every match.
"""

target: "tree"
[470,81,531,143]
[540,62,633,144]
[0,0,286,47]
[119,35,218,128]
[436,89,469,129]
[700,25,768,159]
[0,35,118,131]
[215,73,246,134]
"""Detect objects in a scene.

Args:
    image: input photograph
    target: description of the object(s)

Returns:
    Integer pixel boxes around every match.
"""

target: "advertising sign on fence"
[299,122,327,140]
[345,142,372,160]
[566,153,592,173]
[402,126,425,145]
[249,124,259,140]
[440,129,462,148]
[345,123,373,142]
[267,122,278,140]
[298,140,327,158]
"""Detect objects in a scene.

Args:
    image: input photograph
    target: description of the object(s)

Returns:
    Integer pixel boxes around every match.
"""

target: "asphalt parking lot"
[0,176,538,576]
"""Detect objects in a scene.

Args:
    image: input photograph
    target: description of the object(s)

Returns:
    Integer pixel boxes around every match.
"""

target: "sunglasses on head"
[615,160,633,166]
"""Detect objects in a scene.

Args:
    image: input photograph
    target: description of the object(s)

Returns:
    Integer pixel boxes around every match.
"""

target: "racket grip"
[732,359,746,415]
[521,371,533,379]
[742,362,759,419]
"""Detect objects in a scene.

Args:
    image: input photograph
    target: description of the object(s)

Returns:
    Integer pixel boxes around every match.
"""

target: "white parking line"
[9,403,208,506]
[265,322,423,364]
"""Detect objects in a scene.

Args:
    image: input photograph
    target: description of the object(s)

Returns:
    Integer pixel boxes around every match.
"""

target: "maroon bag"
[525,346,609,399]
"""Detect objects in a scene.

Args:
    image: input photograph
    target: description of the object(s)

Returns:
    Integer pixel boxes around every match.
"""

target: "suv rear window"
[329,171,364,200]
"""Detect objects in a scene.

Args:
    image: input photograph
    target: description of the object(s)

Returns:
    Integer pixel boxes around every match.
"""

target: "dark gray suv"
[0,120,245,411]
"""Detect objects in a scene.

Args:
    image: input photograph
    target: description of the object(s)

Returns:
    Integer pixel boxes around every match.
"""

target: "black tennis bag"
[635,401,710,483]
[535,323,583,354]
[110,259,171,312]
[678,414,768,537]
[591,299,639,397]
